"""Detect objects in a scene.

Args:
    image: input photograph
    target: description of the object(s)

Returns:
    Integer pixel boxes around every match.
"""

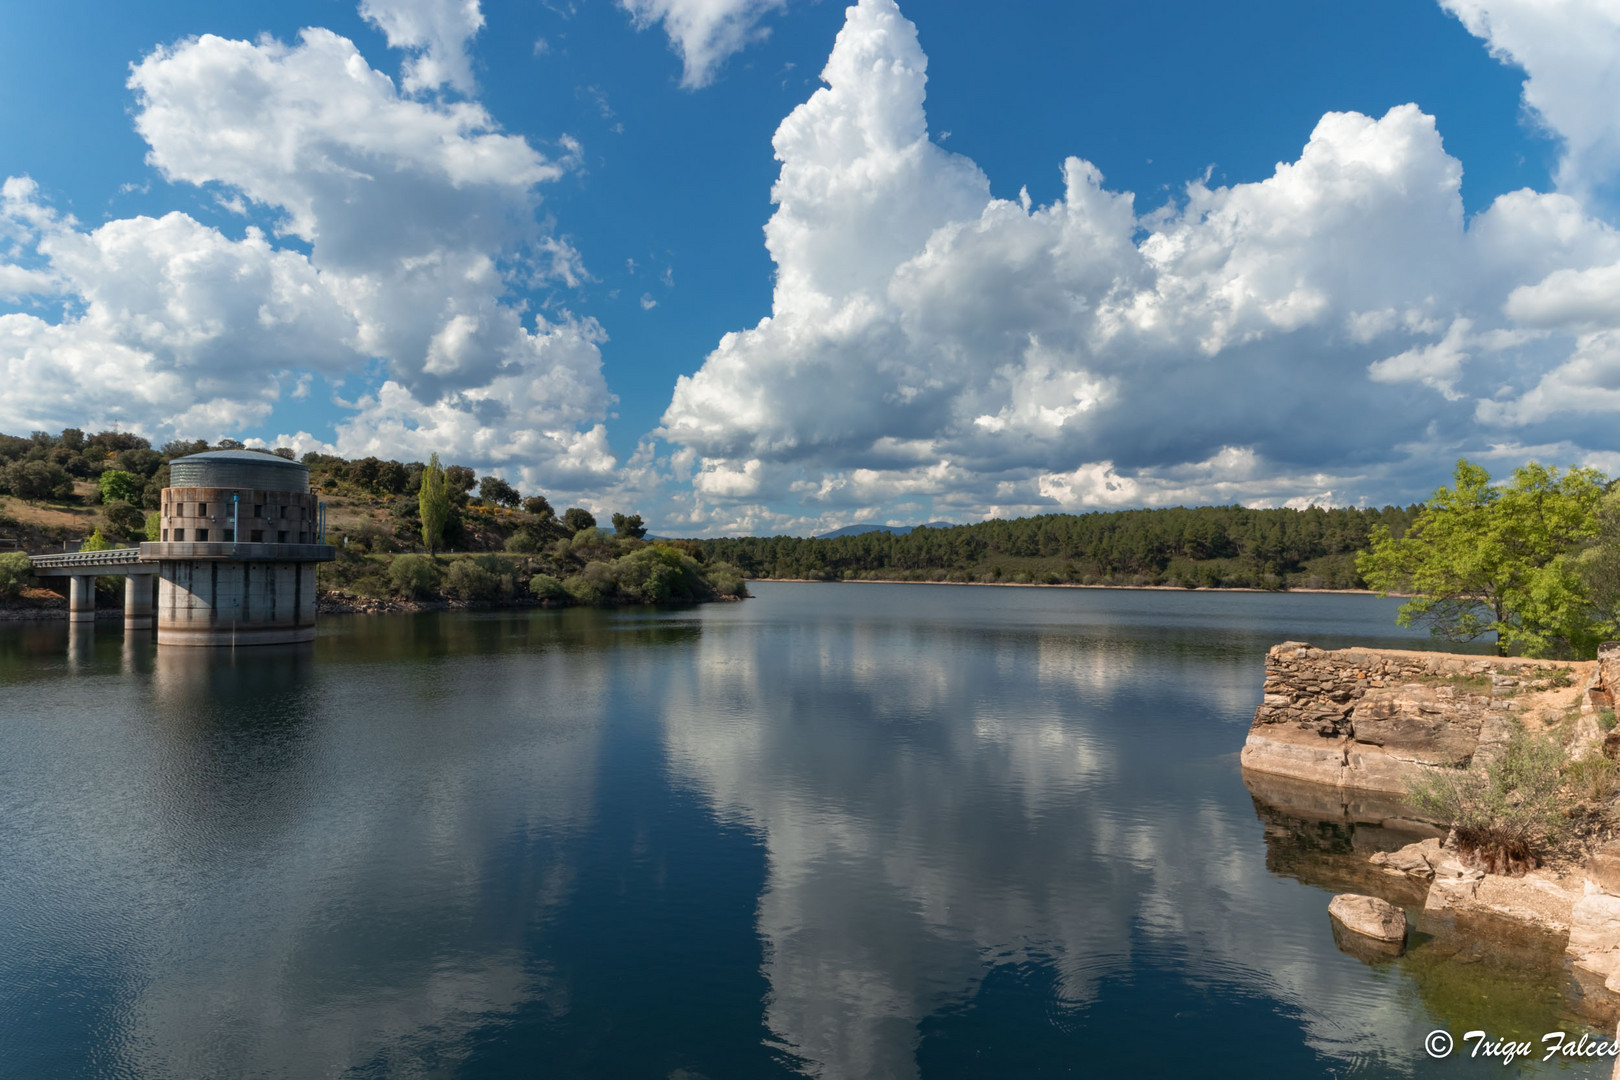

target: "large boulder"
[1328,893,1409,943]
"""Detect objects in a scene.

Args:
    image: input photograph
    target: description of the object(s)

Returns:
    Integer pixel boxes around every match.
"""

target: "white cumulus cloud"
[360,0,486,94]
[655,0,1620,531]
[0,25,615,496]
[620,0,787,88]
[1440,0,1620,202]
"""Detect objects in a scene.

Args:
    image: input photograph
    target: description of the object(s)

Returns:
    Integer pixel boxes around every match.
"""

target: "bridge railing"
[29,548,144,569]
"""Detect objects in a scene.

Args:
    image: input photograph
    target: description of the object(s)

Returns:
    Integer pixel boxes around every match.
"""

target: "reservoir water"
[1,582,1612,1077]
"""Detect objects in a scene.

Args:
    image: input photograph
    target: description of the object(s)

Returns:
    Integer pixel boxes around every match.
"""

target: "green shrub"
[144,511,160,542]
[445,558,502,601]
[505,529,540,554]
[0,551,32,597]
[1407,724,1568,874]
[348,522,397,553]
[564,561,616,605]
[706,561,749,598]
[1600,708,1618,734]
[528,574,568,602]
[1567,755,1620,803]
[389,554,441,598]
[607,545,708,603]
[80,529,115,552]
[570,527,617,561]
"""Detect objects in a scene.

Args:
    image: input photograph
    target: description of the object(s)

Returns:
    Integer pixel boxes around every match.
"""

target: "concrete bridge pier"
[125,573,156,631]
[69,574,96,623]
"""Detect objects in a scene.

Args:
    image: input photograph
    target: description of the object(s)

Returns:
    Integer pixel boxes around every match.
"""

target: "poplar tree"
[419,452,450,553]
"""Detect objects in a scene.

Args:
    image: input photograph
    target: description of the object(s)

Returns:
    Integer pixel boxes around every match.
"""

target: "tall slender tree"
[419,453,451,554]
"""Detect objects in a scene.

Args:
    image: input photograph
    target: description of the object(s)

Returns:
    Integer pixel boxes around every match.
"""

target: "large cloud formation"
[0,8,616,495]
[657,0,1620,532]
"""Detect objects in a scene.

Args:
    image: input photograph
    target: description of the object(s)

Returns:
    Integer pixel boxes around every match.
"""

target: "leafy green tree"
[162,438,209,458]
[444,465,477,496]
[612,512,648,539]
[97,469,143,504]
[562,507,596,534]
[522,495,554,518]
[112,448,162,478]
[144,511,161,542]
[478,475,520,508]
[376,460,408,494]
[80,529,115,552]
[103,500,147,539]
[1358,459,1610,656]
[1576,490,1620,630]
[0,551,33,597]
[418,453,451,553]
[4,459,73,502]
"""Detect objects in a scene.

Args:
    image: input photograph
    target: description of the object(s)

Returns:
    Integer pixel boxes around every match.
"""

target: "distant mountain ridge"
[815,521,956,539]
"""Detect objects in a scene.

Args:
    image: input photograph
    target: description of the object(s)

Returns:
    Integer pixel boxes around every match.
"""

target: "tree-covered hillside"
[695,505,1422,590]
[0,427,744,610]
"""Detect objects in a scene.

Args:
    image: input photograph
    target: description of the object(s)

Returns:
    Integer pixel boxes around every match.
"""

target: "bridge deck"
[28,541,334,576]
[29,548,152,577]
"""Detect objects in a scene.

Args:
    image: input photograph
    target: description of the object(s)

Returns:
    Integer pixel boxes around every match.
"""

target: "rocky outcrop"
[1569,841,1620,993]
[1241,642,1596,794]
[1328,893,1408,943]
[1369,837,1441,878]
[1363,837,1582,934]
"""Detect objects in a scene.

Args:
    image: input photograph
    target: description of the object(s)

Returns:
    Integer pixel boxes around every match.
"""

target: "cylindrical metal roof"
[167,450,309,494]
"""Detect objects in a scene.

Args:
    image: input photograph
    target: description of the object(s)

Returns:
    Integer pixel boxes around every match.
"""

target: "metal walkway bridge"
[29,548,156,627]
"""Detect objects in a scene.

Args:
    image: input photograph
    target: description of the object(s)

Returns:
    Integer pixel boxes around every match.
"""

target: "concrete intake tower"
[142,450,334,646]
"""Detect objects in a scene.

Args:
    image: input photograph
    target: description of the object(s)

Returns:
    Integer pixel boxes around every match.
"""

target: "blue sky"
[1,0,1616,534]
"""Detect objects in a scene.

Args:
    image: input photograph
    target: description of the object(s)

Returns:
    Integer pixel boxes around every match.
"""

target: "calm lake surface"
[1,582,1613,1078]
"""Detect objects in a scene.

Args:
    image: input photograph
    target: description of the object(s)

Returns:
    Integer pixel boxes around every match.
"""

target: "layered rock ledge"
[1240,641,1616,794]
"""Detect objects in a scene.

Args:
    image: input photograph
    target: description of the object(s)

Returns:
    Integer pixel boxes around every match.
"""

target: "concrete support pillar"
[125,573,155,631]
[69,574,96,623]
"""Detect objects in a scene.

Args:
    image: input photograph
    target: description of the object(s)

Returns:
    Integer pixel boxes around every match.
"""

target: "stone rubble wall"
[1241,641,1606,795]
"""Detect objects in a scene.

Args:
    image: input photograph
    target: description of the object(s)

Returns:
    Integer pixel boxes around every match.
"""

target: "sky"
[1,0,1618,536]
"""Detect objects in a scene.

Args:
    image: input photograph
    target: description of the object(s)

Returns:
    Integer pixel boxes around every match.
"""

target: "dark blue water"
[0,583,1610,1078]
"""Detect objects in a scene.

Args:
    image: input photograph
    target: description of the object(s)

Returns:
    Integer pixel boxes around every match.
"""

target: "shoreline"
[749,577,1391,596]
[0,579,1399,621]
